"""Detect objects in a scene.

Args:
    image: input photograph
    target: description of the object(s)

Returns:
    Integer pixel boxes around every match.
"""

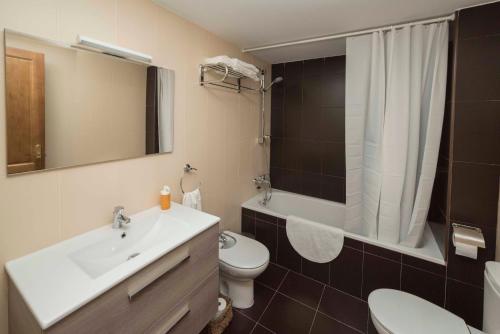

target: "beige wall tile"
[0,1,269,332]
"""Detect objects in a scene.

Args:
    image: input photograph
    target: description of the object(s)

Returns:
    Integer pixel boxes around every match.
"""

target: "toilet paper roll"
[455,242,478,259]
[214,297,227,320]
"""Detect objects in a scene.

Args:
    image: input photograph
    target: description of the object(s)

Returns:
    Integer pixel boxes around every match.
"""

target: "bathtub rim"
[242,189,446,266]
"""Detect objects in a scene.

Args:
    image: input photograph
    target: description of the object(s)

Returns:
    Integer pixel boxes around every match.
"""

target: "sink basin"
[5,202,220,330]
[70,211,192,278]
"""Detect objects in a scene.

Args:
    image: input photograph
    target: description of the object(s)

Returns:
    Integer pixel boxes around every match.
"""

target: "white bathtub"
[242,189,445,265]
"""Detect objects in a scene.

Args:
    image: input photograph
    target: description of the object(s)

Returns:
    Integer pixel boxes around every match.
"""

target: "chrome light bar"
[76,35,152,63]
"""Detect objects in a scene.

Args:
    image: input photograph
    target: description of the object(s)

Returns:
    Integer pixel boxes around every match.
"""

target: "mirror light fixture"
[75,35,152,63]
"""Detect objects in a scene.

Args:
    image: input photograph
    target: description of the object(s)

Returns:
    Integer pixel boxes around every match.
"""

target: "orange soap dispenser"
[160,185,171,210]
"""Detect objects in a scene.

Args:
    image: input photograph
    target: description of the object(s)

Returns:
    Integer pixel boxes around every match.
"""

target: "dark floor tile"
[364,244,401,262]
[255,220,277,263]
[238,282,275,322]
[319,287,368,332]
[256,263,288,290]
[367,314,378,334]
[331,247,363,298]
[277,227,302,272]
[224,311,256,334]
[362,254,401,300]
[401,265,446,307]
[251,324,274,334]
[260,293,315,334]
[445,279,484,329]
[302,259,330,285]
[279,271,325,309]
[310,312,361,334]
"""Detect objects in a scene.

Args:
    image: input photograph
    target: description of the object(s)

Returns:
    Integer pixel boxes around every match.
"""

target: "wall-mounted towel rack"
[181,163,201,194]
[199,63,261,93]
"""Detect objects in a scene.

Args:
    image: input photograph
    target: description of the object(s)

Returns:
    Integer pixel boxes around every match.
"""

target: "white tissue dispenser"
[452,223,486,260]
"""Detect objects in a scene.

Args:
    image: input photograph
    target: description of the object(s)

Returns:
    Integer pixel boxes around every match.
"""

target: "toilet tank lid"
[486,261,500,292]
[368,289,469,334]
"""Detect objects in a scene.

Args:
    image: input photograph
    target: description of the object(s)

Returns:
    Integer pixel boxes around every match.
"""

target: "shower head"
[263,76,283,91]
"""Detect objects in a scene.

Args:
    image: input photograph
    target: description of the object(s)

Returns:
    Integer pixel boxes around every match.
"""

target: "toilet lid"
[368,289,470,334]
[219,231,269,269]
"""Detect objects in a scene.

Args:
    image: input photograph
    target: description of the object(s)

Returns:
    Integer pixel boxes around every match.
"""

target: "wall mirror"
[4,30,174,175]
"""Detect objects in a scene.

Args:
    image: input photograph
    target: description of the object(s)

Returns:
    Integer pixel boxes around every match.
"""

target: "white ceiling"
[154,0,490,63]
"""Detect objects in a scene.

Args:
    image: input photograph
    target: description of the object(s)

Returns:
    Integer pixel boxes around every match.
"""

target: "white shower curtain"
[345,22,448,247]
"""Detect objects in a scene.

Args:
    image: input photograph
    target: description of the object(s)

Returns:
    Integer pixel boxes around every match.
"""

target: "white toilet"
[368,261,500,334]
[218,231,270,309]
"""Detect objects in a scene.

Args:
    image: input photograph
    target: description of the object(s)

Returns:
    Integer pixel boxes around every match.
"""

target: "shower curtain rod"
[242,13,455,53]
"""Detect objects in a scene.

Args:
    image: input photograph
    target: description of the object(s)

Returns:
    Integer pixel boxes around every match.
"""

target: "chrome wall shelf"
[199,63,262,93]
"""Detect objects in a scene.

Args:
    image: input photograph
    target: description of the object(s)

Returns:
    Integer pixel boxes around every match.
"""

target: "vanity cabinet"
[8,225,219,334]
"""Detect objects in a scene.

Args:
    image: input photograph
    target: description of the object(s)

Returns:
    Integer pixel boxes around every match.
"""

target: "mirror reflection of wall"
[4,30,174,175]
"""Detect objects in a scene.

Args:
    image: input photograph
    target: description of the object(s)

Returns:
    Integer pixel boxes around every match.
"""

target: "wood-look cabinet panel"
[9,225,219,334]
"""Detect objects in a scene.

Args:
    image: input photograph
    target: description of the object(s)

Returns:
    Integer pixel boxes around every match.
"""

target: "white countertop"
[5,202,219,329]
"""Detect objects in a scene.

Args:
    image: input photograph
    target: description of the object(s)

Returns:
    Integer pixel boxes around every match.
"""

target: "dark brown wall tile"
[255,220,277,262]
[331,246,363,298]
[344,237,364,250]
[446,225,497,287]
[321,175,345,202]
[323,142,346,177]
[450,162,500,229]
[401,265,446,307]
[454,35,500,101]
[453,101,500,165]
[364,244,402,262]
[301,172,323,198]
[402,255,446,277]
[271,56,346,202]
[302,259,330,285]
[242,214,255,237]
[277,227,302,272]
[256,212,278,225]
[457,1,500,39]
[362,254,401,300]
[445,279,484,329]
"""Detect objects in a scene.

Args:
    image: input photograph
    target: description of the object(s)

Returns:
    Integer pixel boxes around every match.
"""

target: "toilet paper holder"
[452,223,486,249]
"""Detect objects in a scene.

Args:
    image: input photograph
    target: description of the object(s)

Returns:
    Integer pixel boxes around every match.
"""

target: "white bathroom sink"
[69,212,192,278]
[5,202,219,330]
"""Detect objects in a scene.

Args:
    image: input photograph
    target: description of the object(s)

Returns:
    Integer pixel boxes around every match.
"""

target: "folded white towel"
[182,188,202,211]
[205,55,260,81]
[286,215,344,263]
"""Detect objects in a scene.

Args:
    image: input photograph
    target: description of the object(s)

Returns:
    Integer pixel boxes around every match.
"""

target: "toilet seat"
[368,289,470,334]
[219,231,269,270]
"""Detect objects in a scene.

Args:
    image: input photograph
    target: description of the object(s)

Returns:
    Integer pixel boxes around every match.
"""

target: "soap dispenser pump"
[160,185,171,210]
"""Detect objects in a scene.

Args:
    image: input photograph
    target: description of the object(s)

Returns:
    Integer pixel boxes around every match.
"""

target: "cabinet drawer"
[147,269,218,334]
[46,225,219,334]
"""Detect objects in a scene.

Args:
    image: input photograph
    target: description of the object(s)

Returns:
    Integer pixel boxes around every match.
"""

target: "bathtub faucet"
[253,175,272,206]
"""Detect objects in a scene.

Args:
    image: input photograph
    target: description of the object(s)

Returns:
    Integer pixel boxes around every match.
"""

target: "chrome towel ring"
[180,164,201,194]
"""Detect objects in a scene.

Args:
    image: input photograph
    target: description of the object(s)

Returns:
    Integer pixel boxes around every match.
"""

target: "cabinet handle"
[128,247,190,300]
[153,304,190,334]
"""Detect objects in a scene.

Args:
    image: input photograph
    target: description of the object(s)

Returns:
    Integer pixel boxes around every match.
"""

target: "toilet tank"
[483,261,500,333]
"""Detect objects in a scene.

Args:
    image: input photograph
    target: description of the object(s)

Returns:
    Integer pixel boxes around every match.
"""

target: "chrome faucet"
[112,206,131,229]
[253,175,272,206]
